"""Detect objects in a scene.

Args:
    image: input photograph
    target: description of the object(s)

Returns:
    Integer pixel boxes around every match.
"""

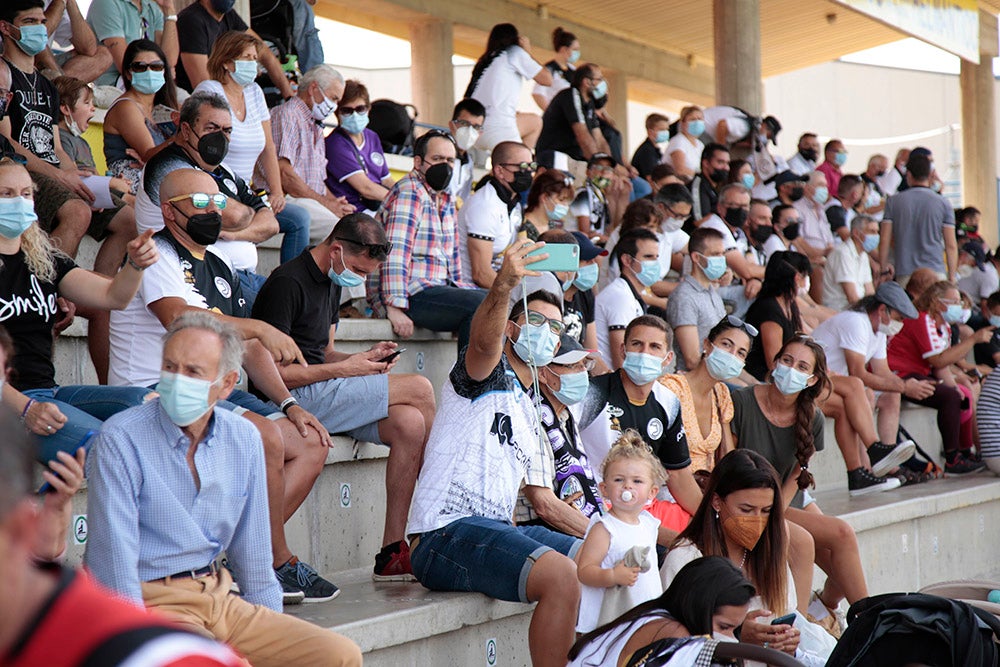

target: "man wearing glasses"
[254,213,436,582]
[446,98,486,203]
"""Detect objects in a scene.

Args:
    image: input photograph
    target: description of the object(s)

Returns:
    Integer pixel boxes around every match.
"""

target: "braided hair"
[464,23,520,99]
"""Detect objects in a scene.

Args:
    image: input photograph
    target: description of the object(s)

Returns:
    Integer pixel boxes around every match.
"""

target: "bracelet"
[21,399,34,421]
[127,256,145,271]
[279,397,298,415]
[165,14,178,21]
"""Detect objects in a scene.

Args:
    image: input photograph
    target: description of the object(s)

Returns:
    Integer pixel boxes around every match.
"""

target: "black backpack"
[367,99,417,155]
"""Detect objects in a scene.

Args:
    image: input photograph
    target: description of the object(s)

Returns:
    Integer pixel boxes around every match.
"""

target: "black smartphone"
[377,348,405,363]
[770,612,796,626]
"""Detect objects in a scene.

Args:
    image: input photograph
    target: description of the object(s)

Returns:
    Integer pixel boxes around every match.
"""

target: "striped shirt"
[270,95,327,195]
[85,400,281,611]
[978,369,1000,459]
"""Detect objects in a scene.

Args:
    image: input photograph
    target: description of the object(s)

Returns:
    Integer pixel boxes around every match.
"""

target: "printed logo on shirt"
[214,276,232,299]
[223,178,237,194]
[0,275,58,322]
[371,152,385,167]
[647,417,663,440]
[180,258,195,285]
[18,108,58,164]
[490,411,529,467]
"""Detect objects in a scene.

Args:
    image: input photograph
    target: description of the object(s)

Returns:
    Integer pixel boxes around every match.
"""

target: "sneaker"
[373,541,416,582]
[280,582,306,605]
[868,440,916,476]
[848,467,902,497]
[945,452,987,475]
[274,558,340,603]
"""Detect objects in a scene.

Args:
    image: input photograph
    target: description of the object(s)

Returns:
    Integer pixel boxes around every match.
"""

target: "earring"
[714,510,719,520]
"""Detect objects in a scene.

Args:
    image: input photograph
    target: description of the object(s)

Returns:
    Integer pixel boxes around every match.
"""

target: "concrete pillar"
[959,10,999,249]
[409,19,455,128]
[712,0,762,113]
[604,68,629,161]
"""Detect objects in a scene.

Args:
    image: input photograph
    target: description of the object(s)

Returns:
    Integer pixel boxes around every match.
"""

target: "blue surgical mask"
[131,69,165,95]
[512,321,559,367]
[551,369,589,405]
[15,24,48,57]
[622,351,665,385]
[834,151,848,166]
[340,111,369,134]
[328,252,365,287]
[862,233,880,253]
[592,79,608,99]
[634,258,661,287]
[655,130,671,144]
[157,371,216,426]
[686,119,705,137]
[231,59,258,87]
[741,173,755,190]
[699,254,727,281]
[771,363,812,395]
[706,347,745,381]
[812,186,829,205]
[561,277,574,292]
[573,263,599,291]
[568,49,581,64]
[943,303,965,324]
[547,202,569,221]
[990,315,1000,328]
[0,196,38,238]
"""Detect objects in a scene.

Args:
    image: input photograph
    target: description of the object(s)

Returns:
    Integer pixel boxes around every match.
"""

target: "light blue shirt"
[85,399,281,611]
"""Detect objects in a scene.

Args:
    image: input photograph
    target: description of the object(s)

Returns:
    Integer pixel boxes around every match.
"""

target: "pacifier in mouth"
[621,490,634,502]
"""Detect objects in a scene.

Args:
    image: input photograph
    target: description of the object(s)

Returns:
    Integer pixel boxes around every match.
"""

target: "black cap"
[551,333,591,365]
[773,170,806,187]
[587,152,615,167]
[961,241,987,271]
[571,231,609,260]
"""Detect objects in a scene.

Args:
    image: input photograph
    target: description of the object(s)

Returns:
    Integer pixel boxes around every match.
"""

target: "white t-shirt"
[699,214,745,253]
[567,611,673,667]
[594,278,644,366]
[406,352,540,536]
[812,310,886,376]
[762,234,787,261]
[958,263,1000,302]
[664,134,703,174]
[822,240,873,311]
[193,80,269,186]
[447,155,475,204]
[702,106,751,144]
[471,46,542,148]
[458,181,523,284]
[532,63,572,106]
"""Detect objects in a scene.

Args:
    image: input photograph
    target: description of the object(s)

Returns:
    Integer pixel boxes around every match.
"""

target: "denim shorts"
[410,516,581,603]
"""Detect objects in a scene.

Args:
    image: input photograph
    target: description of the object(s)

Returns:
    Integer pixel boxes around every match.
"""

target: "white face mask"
[67,116,85,137]
[713,632,739,643]
[878,318,904,336]
[453,125,479,152]
[310,89,338,122]
[957,265,974,279]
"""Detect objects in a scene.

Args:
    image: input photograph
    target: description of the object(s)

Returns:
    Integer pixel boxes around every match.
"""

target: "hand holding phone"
[770,612,796,626]
[526,243,580,272]
[377,348,405,363]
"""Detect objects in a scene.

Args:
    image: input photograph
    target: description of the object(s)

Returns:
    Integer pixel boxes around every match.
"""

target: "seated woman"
[325,79,395,215]
[102,39,178,194]
[0,159,157,465]
[569,556,756,667]
[887,280,992,475]
[731,336,869,630]
[664,106,704,182]
[518,169,574,240]
[659,316,755,475]
[727,158,756,191]
[784,251,835,331]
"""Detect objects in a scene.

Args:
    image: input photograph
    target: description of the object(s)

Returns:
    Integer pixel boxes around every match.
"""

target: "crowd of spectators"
[2,2,999,664]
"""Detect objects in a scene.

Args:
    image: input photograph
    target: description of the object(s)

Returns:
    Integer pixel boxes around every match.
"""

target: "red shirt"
[817,160,842,196]
[886,312,949,377]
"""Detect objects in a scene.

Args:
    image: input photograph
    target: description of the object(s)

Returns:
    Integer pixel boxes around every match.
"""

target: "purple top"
[324,127,390,211]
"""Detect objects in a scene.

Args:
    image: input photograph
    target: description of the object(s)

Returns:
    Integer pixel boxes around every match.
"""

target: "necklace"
[740,548,750,570]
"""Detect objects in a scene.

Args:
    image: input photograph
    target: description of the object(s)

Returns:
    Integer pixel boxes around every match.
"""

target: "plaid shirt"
[374,172,473,310]
[269,96,326,195]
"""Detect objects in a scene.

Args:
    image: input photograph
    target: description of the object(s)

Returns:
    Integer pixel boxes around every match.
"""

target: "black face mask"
[210,0,235,12]
[423,162,453,192]
[189,129,229,167]
[709,168,729,184]
[510,169,533,194]
[799,148,818,162]
[171,204,223,246]
[781,222,800,241]
[0,95,8,121]
[751,224,774,244]
[788,186,805,201]
[592,93,608,110]
[875,170,886,177]
[724,206,747,228]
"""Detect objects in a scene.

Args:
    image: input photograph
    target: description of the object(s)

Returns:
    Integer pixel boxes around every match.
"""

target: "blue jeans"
[236,269,268,312]
[26,385,152,464]
[289,0,324,72]
[277,202,311,264]
[406,286,487,351]
[410,516,581,603]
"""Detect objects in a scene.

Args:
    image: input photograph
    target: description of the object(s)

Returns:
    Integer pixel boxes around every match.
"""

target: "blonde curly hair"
[601,428,668,486]
[0,159,66,283]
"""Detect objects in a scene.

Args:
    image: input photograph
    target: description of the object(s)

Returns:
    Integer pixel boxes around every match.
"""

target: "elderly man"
[87,312,362,667]
[253,213,436,581]
[794,171,835,301]
[822,215,878,311]
[111,168,338,603]
[270,63,354,243]
[407,240,581,667]
[370,130,486,350]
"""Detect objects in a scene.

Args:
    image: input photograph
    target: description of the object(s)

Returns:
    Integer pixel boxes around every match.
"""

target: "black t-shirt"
[174,4,248,91]
[688,174,718,230]
[252,249,341,365]
[631,138,662,178]
[4,59,60,165]
[0,250,77,390]
[563,288,595,345]
[142,143,266,211]
[536,87,598,161]
[744,296,797,381]
[158,229,247,317]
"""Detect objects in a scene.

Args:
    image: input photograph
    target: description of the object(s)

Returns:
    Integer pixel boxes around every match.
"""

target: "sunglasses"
[129,61,166,73]
[524,310,566,336]
[167,193,228,209]
[339,104,369,115]
[726,315,758,337]
[335,236,392,259]
[501,161,538,173]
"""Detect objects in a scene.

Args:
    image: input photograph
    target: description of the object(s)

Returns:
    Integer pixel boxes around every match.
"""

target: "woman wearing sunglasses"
[103,39,179,193]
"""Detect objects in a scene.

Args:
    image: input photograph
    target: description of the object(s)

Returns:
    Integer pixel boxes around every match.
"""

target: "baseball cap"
[773,170,806,187]
[551,334,591,365]
[961,241,987,270]
[587,152,616,168]
[571,231,609,260]
[875,281,918,319]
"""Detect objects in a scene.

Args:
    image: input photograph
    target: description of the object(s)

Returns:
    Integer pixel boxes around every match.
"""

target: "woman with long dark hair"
[464,23,552,150]
[569,556,756,667]
[743,251,808,381]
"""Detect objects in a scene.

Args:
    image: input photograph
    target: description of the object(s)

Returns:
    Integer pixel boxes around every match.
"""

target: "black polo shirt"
[536,87,598,161]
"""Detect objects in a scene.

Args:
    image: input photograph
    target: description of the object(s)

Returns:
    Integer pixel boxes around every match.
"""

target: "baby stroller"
[624,635,804,666]
[825,592,1000,666]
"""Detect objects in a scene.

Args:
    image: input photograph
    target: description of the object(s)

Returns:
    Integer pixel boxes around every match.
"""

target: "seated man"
[111,168,336,603]
[689,142,730,223]
[535,63,609,169]
[253,214,436,581]
[446,98,486,203]
[630,112,670,180]
[372,130,486,351]
[407,241,581,667]
[666,227,727,372]
[37,0,113,84]
[87,312,362,667]
[270,63,354,243]
[822,214,878,312]
[0,405,247,667]
[0,6,134,263]
[700,182,764,317]
[595,228,658,369]
[85,0,177,85]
